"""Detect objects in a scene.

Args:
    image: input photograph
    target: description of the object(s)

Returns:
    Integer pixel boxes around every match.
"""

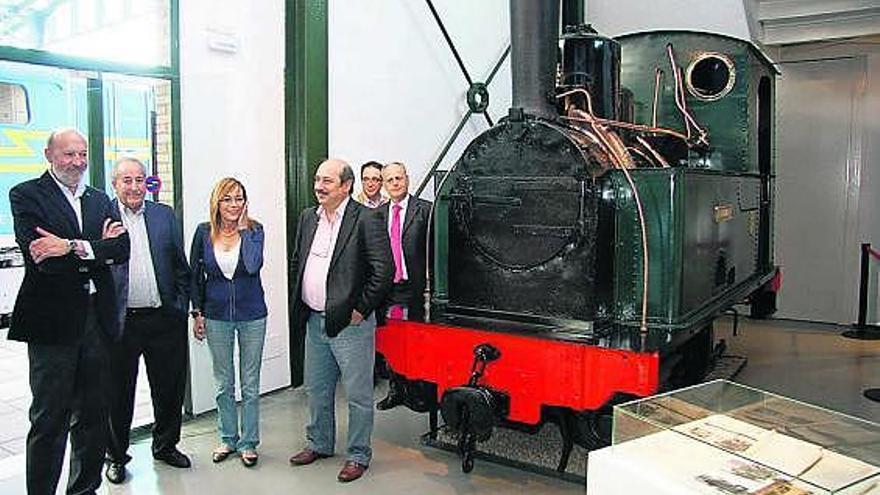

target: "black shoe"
[153,448,192,468]
[376,392,402,411]
[241,450,259,468]
[105,462,126,484]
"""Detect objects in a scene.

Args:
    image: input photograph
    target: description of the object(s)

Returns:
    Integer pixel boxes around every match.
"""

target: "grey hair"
[111,156,148,184]
[385,161,408,175]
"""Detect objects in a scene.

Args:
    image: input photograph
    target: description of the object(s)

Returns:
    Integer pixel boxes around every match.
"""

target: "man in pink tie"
[380,162,432,322]
[376,162,432,410]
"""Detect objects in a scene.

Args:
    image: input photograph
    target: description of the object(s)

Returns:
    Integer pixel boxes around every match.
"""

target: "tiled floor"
[0,328,154,461]
[0,317,877,494]
[0,331,29,461]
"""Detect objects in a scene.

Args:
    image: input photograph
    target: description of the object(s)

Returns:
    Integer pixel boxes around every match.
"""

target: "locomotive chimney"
[509,0,560,120]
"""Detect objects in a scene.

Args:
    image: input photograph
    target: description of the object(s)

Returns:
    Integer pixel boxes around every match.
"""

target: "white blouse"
[214,238,241,280]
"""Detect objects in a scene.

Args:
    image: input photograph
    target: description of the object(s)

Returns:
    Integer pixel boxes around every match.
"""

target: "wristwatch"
[67,239,77,254]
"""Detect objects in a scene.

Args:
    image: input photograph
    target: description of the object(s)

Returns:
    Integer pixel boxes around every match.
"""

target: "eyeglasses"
[220,196,246,204]
[362,177,383,183]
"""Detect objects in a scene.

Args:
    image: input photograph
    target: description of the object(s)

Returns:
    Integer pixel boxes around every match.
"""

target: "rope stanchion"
[838,244,880,403]
[842,243,880,341]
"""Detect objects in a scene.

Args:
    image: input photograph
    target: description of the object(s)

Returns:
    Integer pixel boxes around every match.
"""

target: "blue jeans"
[305,311,375,465]
[205,317,267,451]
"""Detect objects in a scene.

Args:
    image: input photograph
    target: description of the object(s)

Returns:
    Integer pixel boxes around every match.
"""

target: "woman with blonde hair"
[190,177,267,467]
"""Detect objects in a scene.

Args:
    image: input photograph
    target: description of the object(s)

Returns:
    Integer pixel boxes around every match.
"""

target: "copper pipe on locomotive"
[652,68,663,128]
[556,97,650,332]
[667,43,709,147]
[556,25,657,332]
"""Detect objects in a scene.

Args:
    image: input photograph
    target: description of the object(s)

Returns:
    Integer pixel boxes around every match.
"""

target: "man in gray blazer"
[105,157,191,484]
[288,158,393,483]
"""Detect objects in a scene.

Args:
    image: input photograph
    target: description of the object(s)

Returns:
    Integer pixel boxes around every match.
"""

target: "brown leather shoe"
[289,448,332,466]
[337,461,368,482]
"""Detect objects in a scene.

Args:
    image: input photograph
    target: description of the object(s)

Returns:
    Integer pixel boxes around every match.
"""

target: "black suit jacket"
[110,200,190,330]
[380,195,432,302]
[291,198,393,337]
[8,172,130,344]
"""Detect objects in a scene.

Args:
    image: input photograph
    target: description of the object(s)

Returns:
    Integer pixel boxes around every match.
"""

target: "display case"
[587,380,880,495]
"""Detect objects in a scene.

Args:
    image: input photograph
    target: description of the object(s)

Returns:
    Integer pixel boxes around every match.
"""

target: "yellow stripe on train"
[0,129,150,160]
[0,163,47,173]
[0,129,49,158]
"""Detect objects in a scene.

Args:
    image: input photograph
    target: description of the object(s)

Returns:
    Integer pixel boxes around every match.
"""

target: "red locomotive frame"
[376,319,660,425]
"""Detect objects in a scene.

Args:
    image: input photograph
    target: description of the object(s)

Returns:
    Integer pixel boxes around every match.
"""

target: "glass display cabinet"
[587,380,880,495]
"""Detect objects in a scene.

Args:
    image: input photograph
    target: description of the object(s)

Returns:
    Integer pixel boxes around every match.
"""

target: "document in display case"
[586,380,880,495]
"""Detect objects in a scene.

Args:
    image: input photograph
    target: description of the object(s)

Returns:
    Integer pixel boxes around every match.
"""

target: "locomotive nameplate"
[713,204,734,223]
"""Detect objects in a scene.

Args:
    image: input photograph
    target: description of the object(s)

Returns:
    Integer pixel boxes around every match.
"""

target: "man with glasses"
[104,157,192,484]
[354,161,388,208]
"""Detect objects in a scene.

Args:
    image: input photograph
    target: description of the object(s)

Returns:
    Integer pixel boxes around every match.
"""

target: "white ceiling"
[756,0,880,45]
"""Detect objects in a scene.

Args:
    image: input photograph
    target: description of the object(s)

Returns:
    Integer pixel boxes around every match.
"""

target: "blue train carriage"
[0,64,154,326]
[101,79,155,192]
[0,65,87,240]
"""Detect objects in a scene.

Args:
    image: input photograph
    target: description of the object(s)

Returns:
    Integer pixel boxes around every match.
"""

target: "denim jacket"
[189,222,268,321]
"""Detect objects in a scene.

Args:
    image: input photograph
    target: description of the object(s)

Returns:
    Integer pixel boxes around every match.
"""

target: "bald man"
[378,162,431,323]
[288,159,393,483]
[8,129,130,495]
[374,162,432,411]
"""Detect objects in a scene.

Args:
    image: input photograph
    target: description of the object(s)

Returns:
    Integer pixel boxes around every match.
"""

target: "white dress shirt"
[49,170,96,293]
[120,204,161,308]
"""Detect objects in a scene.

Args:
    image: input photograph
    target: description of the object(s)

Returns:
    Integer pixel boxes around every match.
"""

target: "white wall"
[179,0,288,414]
[768,40,880,324]
[586,0,755,39]
[329,0,511,197]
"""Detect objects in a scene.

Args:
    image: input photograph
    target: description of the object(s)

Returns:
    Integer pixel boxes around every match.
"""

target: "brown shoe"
[337,461,368,482]
[289,448,332,466]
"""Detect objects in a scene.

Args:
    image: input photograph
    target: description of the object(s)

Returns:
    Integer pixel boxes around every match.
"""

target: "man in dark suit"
[378,161,431,323]
[8,128,130,495]
[104,157,191,484]
[288,158,393,483]
[375,161,432,411]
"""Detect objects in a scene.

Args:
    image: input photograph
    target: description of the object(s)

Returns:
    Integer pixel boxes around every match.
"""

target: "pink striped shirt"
[301,197,349,311]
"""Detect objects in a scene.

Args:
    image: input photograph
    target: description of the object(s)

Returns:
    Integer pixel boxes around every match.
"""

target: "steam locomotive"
[376,0,779,473]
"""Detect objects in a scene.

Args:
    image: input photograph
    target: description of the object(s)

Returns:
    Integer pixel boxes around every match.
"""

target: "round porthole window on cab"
[685,52,736,102]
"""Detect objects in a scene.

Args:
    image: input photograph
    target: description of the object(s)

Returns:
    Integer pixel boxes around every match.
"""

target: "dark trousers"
[106,309,188,463]
[26,300,109,495]
[377,281,425,325]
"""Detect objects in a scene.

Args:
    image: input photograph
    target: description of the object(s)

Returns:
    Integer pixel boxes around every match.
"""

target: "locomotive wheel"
[571,408,613,449]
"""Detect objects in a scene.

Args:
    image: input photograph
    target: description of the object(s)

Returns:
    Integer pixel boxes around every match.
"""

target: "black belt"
[126,306,163,317]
